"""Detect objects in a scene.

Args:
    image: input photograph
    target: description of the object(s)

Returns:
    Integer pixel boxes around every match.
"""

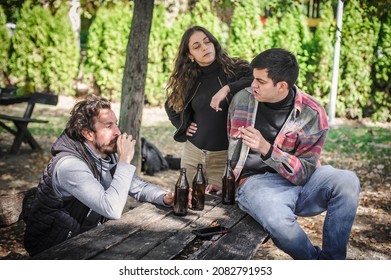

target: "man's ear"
[278,81,289,92]
[81,128,94,142]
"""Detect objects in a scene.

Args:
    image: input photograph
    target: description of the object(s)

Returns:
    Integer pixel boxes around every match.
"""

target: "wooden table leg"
[10,121,41,154]
[0,120,16,135]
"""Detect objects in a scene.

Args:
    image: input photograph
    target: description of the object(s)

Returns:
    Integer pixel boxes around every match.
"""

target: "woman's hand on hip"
[186,122,197,137]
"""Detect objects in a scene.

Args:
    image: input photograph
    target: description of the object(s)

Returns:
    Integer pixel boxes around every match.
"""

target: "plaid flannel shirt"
[227,86,329,186]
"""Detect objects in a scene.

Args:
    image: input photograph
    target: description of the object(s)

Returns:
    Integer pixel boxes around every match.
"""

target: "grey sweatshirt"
[52,143,168,220]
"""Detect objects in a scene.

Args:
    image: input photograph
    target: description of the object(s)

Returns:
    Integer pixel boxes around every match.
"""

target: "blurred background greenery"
[0,0,390,121]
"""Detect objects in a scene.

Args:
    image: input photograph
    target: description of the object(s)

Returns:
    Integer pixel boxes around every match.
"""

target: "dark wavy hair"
[251,48,299,89]
[165,26,250,112]
[65,95,111,142]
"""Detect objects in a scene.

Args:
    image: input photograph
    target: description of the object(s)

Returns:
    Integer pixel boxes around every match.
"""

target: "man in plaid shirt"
[211,48,360,260]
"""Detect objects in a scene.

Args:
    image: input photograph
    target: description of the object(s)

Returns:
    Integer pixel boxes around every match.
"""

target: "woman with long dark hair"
[165,26,252,193]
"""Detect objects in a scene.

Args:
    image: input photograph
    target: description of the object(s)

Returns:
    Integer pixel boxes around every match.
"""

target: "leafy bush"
[0,6,11,87]
[338,2,380,119]
[369,8,391,122]
[8,1,78,94]
[1,0,389,121]
[145,3,172,106]
[304,3,334,105]
[270,4,312,92]
[228,0,263,61]
[84,1,133,101]
[189,0,227,45]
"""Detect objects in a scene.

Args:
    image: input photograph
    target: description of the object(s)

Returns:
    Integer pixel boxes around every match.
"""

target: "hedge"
[0,0,389,121]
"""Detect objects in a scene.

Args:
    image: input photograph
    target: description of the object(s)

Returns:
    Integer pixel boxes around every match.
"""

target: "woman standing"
[165,26,252,192]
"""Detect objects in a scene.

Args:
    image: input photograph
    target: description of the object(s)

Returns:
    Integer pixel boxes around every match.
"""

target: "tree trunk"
[119,0,154,172]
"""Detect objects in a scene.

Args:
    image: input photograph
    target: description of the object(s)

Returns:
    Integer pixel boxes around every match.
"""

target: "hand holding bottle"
[163,192,175,206]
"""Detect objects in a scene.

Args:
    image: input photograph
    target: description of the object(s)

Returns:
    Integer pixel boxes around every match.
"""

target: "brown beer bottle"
[191,163,206,211]
[173,168,189,216]
[222,159,235,205]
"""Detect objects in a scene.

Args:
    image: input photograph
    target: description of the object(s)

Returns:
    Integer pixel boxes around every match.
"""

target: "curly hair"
[65,95,111,142]
[165,26,250,113]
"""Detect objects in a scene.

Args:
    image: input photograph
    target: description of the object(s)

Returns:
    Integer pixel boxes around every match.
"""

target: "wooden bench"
[32,195,269,260]
[0,92,58,153]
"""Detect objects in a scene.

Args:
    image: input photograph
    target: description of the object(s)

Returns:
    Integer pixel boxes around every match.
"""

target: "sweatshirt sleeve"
[264,129,327,186]
[53,157,135,220]
[164,99,181,129]
[227,67,253,94]
[128,175,168,207]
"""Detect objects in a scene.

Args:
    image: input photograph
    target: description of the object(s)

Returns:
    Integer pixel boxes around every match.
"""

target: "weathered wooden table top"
[33,194,268,260]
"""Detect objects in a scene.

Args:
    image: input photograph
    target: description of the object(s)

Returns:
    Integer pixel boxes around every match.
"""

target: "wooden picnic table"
[0,89,58,153]
[33,194,269,260]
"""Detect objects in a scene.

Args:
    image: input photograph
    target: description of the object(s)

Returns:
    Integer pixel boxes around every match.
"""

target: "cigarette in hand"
[233,126,244,138]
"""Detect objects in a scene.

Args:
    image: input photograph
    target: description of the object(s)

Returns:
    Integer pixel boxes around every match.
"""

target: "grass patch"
[0,117,67,137]
[324,125,390,161]
[27,116,68,138]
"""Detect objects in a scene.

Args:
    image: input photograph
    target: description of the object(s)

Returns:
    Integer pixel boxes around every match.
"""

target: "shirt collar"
[292,86,303,118]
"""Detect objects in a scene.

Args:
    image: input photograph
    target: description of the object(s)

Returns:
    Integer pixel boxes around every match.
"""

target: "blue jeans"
[236,165,361,260]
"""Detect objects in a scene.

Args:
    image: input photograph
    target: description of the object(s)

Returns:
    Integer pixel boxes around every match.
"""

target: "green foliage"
[84,1,133,100]
[338,1,381,119]
[324,125,391,161]
[145,3,171,106]
[0,6,11,86]
[47,6,80,95]
[8,1,78,94]
[1,0,389,122]
[228,0,263,61]
[273,4,312,91]
[189,0,227,45]
[304,3,334,104]
[370,9,391,122]
[257,15,279,52]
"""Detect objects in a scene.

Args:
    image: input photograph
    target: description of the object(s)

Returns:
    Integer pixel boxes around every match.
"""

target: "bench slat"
[0,114,48,123]
[30,92,58,106]
[0,92,58,153]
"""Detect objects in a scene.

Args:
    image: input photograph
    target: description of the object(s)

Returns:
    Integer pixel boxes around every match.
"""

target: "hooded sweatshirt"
[24,132,167,256]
